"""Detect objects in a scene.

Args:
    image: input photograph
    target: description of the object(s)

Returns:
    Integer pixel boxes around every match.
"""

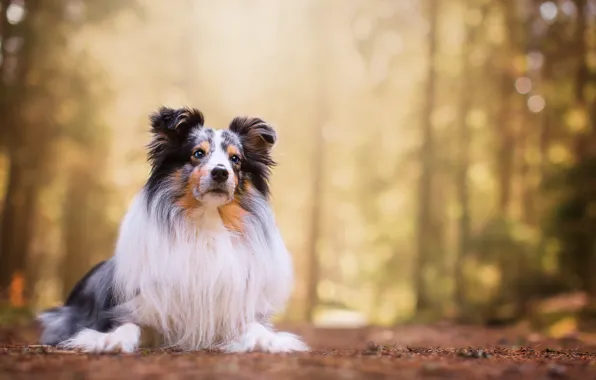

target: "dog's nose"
[211,166,229,183]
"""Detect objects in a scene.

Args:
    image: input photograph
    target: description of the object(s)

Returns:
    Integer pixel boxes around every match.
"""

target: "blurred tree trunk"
[571,0,591,164]
[0,159,41,294]
[303,0,329,322]
[539,107,551,177]
[454,12,473,313]
[0,0,9,148]
[414,0,439,315]
[518,109,535,224]
[304,121,324,322]
[0,0,14,290]
[454,0,495,315]
[61,167,92,299]
[571,0,596,317]
[518,9,536,226]
[61,166,113,300]
[496,83,514,217]
[0,1,43,298]
[495,3,519,218]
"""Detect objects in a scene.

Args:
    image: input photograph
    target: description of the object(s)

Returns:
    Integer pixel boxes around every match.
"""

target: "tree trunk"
[539,107,551,177]
[61,168,90,299]
[0,0,10,147]
[0,156,40,295]
[304,123,324,322]
[0,0,56,302]
[518,109,535,224]
[303,0,329,322]
[454,16,473,313]
[496,77,514,217]
[495,3,522,218]
[414,0,439,315]
[0,0,13,284]
[571,0,596,310]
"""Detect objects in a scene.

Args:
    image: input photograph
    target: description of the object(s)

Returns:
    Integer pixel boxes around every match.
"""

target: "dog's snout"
[211,166,229,183]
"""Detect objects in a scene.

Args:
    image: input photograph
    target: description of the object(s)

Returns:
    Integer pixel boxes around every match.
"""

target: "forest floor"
[2,322,596,379]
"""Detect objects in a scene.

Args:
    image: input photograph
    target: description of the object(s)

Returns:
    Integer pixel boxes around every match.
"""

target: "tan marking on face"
[226,146,241,188]
[227,145,240,157]
[174,167,208,212]
[192,140,210,156]
[200,140,211,154]
[218,198,246,233]
[242,178,255,193]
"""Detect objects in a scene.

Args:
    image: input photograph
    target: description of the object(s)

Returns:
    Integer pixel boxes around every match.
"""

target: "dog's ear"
[149,106,204,141]
[229,116,276,153]
[229,116,277,197]
[147,107,204,165]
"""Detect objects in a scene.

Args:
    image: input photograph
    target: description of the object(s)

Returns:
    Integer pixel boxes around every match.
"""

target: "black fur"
[145,107,206,205]
[37,260,117,346]
[228,117,277,198]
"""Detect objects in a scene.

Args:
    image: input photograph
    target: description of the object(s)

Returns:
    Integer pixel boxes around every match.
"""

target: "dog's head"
[146,106,276,210]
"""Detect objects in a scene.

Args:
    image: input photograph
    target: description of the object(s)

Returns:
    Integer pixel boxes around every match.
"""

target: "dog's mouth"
[206,188,229,195]
[192,185,233,203]
[202,184,233,197]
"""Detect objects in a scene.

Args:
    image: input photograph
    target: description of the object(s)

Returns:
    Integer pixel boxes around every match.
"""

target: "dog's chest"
[132,230,260,346]
[152,231,252,298]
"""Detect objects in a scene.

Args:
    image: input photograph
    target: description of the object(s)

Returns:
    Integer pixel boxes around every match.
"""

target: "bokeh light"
[6,3,25,25]
[539,2,558,22]
[515,77,532,94]
[561,0,577,16]
[528,94,546,113]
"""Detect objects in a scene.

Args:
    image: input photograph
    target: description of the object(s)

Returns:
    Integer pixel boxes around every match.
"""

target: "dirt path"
[2,323,596,379]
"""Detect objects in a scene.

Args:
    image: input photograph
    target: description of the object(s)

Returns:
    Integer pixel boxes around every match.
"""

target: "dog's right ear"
[149,106,204,141]
[147,107,205,165]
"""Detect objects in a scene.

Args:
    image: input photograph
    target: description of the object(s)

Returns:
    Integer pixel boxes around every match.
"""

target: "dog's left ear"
[229,116,277,197]
[229,116,277,153]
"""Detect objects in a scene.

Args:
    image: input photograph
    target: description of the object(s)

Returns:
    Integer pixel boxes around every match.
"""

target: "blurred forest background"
[1,0,596,338]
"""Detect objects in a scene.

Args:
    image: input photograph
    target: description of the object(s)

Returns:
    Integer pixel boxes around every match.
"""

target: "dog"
[37,106,309,354]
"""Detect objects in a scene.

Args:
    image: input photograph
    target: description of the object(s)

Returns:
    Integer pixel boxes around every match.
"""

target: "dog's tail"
[37,306,84,345]
[36,260,117,346]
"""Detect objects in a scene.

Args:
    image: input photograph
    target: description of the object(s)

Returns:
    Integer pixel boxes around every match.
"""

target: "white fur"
[59,323,141,353]
[194,130,238,206]
[107,191,307,353]
[222,322,309,353]
[206,131,233,173]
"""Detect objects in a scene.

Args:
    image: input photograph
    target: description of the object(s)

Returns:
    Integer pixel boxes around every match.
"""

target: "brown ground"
[2,323,596,379]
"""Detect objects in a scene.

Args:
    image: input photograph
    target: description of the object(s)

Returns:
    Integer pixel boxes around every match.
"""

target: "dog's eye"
[192,149,205,159]
[230,155,241,165]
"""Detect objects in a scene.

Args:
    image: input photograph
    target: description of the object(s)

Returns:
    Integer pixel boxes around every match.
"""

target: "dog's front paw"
[58,323,141,354]
[262,331,310,353]
[222,323,309,353]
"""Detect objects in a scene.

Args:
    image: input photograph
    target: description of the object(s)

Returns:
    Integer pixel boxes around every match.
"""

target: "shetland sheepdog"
[37,107,308,353]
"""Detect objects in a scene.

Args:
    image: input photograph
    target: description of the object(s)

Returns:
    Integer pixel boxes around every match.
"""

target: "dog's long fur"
[37,107,308,353]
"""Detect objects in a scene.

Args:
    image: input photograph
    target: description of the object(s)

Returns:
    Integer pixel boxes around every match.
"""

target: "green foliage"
[546,157,596,293]
[456,217,555,324]
[0,304,33,327]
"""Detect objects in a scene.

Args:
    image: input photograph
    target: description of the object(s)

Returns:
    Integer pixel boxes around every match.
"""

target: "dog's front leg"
[221,322,309,353]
